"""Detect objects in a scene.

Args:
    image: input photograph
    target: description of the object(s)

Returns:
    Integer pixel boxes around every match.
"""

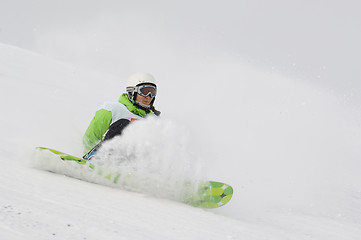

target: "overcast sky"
[1,0,360,103]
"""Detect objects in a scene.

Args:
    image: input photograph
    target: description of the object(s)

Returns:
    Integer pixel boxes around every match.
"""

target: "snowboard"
[35,147,233,208]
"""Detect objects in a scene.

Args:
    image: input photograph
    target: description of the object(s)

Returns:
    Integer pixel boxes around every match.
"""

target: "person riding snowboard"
[82,72,160,159]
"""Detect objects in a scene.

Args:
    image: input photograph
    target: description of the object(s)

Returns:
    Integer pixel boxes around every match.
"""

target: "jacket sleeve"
[83,108,113,153]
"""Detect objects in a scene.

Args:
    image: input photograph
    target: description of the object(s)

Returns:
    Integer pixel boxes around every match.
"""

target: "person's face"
[136,94,153,106]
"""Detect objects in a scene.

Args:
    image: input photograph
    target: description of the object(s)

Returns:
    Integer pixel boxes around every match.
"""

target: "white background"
[0,1,361,239]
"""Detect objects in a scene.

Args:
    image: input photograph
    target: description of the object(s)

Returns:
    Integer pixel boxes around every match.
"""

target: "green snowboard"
[35,147,233,208]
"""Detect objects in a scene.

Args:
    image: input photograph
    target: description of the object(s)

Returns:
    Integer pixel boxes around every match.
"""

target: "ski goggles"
[136,84,157,98]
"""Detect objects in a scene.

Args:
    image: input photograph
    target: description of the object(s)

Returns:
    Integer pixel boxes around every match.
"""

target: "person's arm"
[83,109,112,153]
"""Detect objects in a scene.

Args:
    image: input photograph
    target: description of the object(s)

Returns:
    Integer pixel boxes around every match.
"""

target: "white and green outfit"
[83,93,155,154]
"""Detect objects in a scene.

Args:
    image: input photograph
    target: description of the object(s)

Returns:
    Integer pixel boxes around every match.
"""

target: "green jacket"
[83,93,154,153]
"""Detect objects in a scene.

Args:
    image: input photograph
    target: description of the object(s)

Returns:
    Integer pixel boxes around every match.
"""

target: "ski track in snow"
[1,43,361,239]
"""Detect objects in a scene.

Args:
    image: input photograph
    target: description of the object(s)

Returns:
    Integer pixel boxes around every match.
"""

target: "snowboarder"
[82,72,161,159]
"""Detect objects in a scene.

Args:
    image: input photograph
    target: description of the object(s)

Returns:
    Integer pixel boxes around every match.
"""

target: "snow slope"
[1,43,361,239]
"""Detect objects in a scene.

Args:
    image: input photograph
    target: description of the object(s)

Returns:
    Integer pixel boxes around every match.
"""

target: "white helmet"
[126,72,157,109]
[127,72,156,88]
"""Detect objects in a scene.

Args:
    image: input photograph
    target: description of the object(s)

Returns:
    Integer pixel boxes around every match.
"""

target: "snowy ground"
[1,43,361,239]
